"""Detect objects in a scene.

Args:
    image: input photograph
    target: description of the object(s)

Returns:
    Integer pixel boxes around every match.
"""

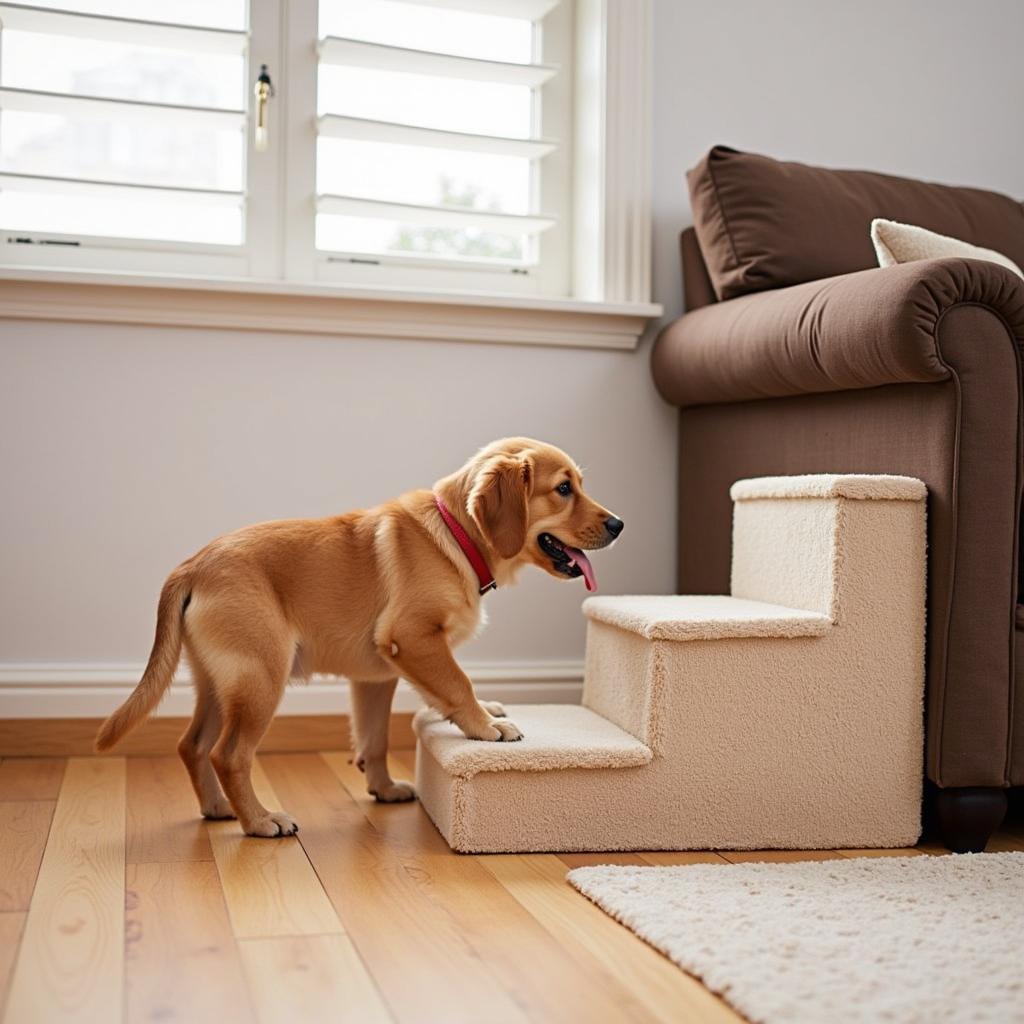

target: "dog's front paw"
[479,700,507,718]
[489,718,523,742]
[244,811,300,838]
[459,714,524,742]
[371,779,417,803]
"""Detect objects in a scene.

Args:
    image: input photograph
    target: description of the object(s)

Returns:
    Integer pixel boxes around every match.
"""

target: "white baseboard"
[0,660,584,718]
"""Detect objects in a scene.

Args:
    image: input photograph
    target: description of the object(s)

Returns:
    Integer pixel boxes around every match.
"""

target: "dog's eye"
[556,481,573,497]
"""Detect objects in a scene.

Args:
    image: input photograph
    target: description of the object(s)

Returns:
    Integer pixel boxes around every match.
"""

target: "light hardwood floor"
[1,751,1021,1024]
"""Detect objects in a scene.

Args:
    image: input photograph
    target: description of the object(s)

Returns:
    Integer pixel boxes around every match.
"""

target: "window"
[0,0,650,307]
[307,0,570,295]
[0,0,254,275]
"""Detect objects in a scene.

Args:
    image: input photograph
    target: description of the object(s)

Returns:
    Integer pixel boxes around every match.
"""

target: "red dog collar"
[434,494,496,596]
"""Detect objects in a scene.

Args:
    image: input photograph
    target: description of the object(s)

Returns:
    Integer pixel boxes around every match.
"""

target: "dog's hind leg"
[177,643,233,820]
[350,679,415,803]
[210,656,297,838]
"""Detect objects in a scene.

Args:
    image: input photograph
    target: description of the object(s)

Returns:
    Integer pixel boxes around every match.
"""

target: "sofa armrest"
[652,257,1024,408]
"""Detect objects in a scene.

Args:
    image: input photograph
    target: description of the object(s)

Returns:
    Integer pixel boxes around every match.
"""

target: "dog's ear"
[468,454,534,559]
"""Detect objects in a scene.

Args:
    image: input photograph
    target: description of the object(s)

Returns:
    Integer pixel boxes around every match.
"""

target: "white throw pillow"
[870,218,1023,279]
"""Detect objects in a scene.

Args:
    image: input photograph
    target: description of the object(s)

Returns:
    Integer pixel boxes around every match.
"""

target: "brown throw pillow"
[687,146,1024,301]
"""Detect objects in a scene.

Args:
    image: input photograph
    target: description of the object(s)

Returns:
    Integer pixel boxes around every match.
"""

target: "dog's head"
[457,437,622,592]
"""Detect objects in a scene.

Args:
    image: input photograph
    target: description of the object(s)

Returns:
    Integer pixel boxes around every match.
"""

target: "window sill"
[0,266,662,350]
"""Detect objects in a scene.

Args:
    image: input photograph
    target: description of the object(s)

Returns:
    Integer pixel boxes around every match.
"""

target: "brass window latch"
[254,64,275,152]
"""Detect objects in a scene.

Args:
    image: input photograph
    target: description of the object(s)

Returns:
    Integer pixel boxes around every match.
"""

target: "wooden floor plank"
[720,849,843,864]
[322,751,660,1024]
[0,758,66,800]
[639,852,730,867]
[836,848,926,858]
[125,861,254,1024]
[208,760,342,940]
[6,744,1024,1024]
[480,854,742,1024]
[238,935,393,1024]
[912,840,951,856]
[127,757,212,864]
[0,801,56,911]
[559,852,651,868]
[0,913,26,1020]
[263,752,539,1024]
[979,833,1024,853]
[5,757,126,1024]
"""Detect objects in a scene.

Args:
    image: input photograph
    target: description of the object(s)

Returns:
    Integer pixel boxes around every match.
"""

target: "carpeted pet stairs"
[414,474,927,852]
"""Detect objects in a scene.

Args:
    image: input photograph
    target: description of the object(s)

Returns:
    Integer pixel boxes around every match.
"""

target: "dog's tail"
[95,570,192,752]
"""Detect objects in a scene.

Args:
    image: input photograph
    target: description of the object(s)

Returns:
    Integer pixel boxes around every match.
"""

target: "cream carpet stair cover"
[414,474,927,852]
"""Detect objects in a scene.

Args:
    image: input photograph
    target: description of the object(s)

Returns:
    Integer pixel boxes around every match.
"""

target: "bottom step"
[414,697,922,854]
[413,704,652,776]
[414,704,657,854]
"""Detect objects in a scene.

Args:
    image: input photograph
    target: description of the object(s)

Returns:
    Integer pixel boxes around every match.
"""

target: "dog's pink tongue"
[565,546,597,592]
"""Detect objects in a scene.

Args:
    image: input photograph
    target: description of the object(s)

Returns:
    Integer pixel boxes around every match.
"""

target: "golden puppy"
[95,437,623,837]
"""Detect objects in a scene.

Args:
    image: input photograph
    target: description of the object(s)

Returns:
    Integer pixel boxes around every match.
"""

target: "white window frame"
[0,0,277,278]
[0,0,658,349]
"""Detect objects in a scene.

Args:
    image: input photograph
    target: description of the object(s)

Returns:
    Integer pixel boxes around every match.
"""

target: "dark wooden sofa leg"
[933,787,1008,853]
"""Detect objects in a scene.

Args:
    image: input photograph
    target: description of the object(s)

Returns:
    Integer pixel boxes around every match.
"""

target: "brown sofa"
[653,147,1024,852]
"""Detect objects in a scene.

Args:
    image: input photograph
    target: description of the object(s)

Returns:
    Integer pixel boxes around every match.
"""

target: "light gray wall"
[652,0,1024,321]
[0,319,675,670]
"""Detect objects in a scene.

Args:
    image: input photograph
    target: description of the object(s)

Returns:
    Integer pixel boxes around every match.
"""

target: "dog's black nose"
[605,516,624,538]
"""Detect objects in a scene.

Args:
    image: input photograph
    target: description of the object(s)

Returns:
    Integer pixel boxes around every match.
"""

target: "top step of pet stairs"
[413,474,927,853]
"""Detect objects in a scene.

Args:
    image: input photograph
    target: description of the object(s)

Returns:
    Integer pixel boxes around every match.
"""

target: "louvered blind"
[0,1,248,247]
[314,0,562,270]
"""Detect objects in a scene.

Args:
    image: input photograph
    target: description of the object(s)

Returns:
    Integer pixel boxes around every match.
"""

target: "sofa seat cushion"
[688,146,1024,301]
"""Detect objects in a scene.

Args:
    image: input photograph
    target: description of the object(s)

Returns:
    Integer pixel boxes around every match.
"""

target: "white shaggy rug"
[568,854,1024,1024]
